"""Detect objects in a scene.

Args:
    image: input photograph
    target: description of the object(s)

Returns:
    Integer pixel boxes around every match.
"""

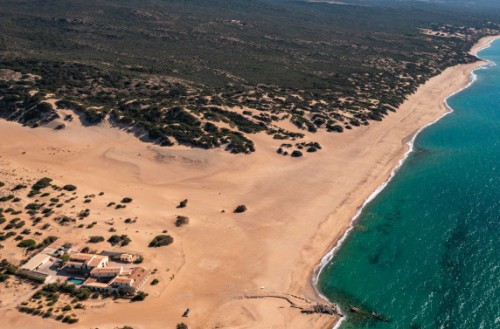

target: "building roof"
[41,247,58,256]
[90,266,122,276]
[86,255,108,268]
[65,260,86,268]
[82,278,109,289]
[112,277,134,285]
[69,253,94,262]
[21,253,52,271]
[130,267,150,288]
[119,254,134,261]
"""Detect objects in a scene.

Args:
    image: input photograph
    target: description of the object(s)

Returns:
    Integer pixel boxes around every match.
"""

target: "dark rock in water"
[313,304,337,315]
[349,305,389,322]
[350,306,362,313]
[372,312,390,322]
[301,303,338,315]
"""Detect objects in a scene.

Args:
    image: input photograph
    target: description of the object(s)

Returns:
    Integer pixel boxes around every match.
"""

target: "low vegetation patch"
[131,291,148,302]
[62,184,77,191]
[178,199,188,208]
[234,205,247,213]
[88,236,105,243]
[32,177,53,190]
[148,235,173,247]
[11,184,27,191]
[17,239,36,248]
[175,215,189,227]
[107,234,131,246]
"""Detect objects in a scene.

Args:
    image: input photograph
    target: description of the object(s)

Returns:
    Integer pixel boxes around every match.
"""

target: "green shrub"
[0,195,14,202]
[62,184,77,191]
[27,189,40,197]
[0,273,10,282]
[61,253,70,263]
[234,205,247,213]
[67,317,79,324]
[330,124,344,133]
[131,291,148,302]
[175,216,189,227]
[148,235,173,248]
[108,234,131,246]
[17,239,36,248]
[35,235,57,249]
[88,236,105,243]
[32,177,52,190]
[5,263,17,274]
[74,288,91,300]
[11,184,27,191]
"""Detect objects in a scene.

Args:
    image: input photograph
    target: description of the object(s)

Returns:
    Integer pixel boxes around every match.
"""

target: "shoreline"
[0,36,498,329]
[312,34,500,329]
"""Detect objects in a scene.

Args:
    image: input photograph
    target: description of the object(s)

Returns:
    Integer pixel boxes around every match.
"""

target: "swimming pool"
[67,278,84,285]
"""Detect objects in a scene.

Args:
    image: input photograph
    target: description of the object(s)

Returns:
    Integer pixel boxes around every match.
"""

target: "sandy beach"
[0,37,496,329]
[470,35,500,56]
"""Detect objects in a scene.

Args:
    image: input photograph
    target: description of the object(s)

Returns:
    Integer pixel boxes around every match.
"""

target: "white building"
[64,253,109,272]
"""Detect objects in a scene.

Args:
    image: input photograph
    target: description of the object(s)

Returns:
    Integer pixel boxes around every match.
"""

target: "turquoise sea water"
[318,40,500,329]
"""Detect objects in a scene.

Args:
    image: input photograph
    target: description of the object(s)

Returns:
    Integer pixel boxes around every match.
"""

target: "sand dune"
[0,38,494,328]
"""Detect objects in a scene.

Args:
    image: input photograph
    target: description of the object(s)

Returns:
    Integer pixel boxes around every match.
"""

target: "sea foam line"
[312,38,498,329]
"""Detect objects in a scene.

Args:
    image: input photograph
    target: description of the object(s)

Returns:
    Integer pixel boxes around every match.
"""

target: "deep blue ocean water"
[318,40,500,329]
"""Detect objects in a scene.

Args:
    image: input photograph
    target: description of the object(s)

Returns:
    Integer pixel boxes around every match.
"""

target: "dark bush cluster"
[107,234,131,246]
[88,236,105,243]
[175,215,189,227]
[234,205,247,213]
[62,184,77,191]
[148,235,174,247]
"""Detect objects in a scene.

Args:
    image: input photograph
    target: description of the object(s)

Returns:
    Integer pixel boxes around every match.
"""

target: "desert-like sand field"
[0,37,495,329]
